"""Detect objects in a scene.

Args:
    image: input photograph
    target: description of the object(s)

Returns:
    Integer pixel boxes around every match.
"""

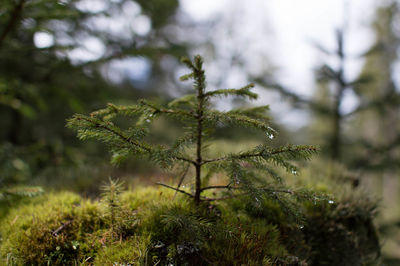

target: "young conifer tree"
[67,55,318,206]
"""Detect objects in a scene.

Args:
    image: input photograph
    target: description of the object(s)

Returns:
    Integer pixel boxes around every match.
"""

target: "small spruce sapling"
[101,178,124,236]
[67,55,318,207]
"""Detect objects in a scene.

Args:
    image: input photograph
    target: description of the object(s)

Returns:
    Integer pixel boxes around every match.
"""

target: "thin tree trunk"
[330,30,346,161]
[194,71,205,205]
[194,102,203,205]
[331,90,343,160]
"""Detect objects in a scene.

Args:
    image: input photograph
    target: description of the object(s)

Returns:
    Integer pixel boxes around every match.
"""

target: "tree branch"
[139,100,194,119]
[344,92,400,117]
[77,116,152,152]
[253,78,332,115]
[52,220,73,237]
[155,182,194,198]
[0,0,26,49]
[203,146,317,165]
[202,152,261,164]
[77,116,197,164]
[201,187,296,201]
[200,185,237,192]
[175,156,196,165]
[173,164,190,200]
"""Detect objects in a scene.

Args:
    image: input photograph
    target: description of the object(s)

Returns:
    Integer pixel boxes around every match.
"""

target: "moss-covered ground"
[0,181,380,265]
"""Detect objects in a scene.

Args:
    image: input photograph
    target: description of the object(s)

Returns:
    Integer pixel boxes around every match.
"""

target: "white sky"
[267,0,375,93]
[181,0,376,90]
[181,0,377,127]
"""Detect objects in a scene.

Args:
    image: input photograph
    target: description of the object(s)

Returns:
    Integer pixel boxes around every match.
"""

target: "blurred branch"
[0,0,26,49]
[253,78,332,115]
[345,84,400,117]
[78,46,162,67]
[348,134,400,170]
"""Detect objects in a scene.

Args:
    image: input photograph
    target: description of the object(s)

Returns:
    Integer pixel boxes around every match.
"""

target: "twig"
[173,164,190,200]
[175,156,196,165]
[200,185,237,192]
[52,220,72,237]
[155,182,194,198]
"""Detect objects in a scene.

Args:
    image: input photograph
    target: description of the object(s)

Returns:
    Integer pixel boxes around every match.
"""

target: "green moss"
[93,235,151,265]
[0,186,380,265]
[120,186,176,211]
[0,192,107,265]
[203,221,287,265]
[128,192,293,265]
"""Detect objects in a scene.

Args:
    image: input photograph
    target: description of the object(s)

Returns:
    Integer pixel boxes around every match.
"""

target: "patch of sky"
[104,57,152,85]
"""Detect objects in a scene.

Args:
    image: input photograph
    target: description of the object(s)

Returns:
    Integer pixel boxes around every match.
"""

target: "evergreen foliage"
[68,55,318,207]
[100,178,124,236]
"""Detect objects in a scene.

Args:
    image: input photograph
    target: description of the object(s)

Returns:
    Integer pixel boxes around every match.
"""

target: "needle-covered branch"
[204,83,258,100]
[228,105,271,120]
[200,187,321,202]
[67,114,195,166]
[68,55,319,207]
[67,114,152,153]
[138,99,195,119]
[202,144,318,165]
[201,185,296,194]
[205,110,277,136]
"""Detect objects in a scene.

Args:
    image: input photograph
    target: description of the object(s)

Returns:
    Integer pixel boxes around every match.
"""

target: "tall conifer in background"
[351,1,400,258]
[351,1,400,172]
[254,30,354,162]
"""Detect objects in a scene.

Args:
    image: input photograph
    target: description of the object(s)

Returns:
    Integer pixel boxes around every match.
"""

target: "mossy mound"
[0,187,380,265]
[0,192,108,265]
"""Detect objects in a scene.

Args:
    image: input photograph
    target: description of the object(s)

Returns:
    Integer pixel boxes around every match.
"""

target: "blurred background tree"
[0,0,188,193]
[253,1,400,261]
[350,0,400,188]
[350,1,400,260]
